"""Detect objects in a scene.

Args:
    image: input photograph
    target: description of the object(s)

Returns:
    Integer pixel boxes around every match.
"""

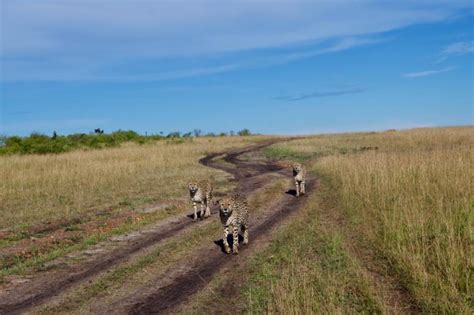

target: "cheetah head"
[188,181,199,193]
[216,198,234,216]
[293,163,302,173]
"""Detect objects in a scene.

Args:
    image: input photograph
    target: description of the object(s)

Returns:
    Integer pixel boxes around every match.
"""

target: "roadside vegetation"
[244,191,386,314]
[0,129,254,155]
[256,126,472,313]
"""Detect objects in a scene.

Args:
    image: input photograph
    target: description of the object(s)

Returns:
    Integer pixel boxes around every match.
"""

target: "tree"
[167,131,181,138]
[193,129,202,137]
[238,129,251,136]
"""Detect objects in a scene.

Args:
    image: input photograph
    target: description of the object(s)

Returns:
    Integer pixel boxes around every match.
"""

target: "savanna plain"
[0,127,472,314]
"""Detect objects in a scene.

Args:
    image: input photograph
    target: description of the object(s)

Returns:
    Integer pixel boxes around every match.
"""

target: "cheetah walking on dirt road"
[293,163,306,197]
[216,195,249,255]
[188,181,213,221]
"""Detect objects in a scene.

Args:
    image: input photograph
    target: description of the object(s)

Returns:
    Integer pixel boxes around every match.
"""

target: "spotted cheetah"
[216,195,249,255]
[188,181,213,221]
[293,162,306,197]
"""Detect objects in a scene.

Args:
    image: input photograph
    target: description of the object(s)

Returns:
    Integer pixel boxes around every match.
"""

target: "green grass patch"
[243,193,385,313]
[262,146,314,162]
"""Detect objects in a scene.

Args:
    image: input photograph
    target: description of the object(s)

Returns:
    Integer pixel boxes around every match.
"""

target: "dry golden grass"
[0,136,267,231]
[267,126,473,158]
[264,126,473,313]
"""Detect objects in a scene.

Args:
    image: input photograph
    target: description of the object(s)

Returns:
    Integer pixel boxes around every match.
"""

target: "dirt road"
[0,139,314,314]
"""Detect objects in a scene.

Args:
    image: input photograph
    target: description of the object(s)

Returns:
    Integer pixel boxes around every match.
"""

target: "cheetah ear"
[214,199,221,206]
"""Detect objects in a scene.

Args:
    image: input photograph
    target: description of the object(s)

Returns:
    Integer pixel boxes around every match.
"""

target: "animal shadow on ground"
[286,189,297,197]
[214,234,245,254]
[186,210,213,220]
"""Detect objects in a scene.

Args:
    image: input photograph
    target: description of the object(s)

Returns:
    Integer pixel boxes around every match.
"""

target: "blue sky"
[1,1,473,136]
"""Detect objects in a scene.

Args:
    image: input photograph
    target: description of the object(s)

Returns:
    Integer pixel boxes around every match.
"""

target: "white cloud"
[402,66,456,78]
[275,86,366,101]
[262,37,385,65]
[437,41,474,62]
[1,0,471,81]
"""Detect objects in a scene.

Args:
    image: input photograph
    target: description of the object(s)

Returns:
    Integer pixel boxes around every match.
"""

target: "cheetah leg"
[301,181,306,195]
[204,201,211,218]
[242,225,249,245]
[295,181,300,197]
[193,202,198,221]
[200,204,205,219]
[223,226,231,254]
[232,226,239,255]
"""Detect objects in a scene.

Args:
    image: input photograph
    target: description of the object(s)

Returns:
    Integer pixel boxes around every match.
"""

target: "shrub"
[238,129,252,136]
[0,128,241,155]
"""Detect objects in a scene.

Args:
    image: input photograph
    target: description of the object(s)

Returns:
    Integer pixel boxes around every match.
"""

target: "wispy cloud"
[263,37,384,66]
[437,41,474,62]
[1,36,380,82]
[1,1,471,82]
[402,66,456,78]
[275,87,365,102]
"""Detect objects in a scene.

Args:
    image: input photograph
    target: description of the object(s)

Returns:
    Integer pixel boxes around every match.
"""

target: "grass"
[0,136,267,231]
[262,126,473,313]
[244,208,385,314]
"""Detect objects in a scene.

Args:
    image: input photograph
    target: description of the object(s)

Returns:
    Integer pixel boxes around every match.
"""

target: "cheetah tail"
[207,187,213,203]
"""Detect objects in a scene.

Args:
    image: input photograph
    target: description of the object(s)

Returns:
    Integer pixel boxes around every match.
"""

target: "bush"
[0,131,142,155]
[0,128,247,155]
[238,129,252,136]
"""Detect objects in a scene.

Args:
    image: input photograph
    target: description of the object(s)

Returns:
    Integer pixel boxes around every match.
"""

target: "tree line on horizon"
[0,128,253,155]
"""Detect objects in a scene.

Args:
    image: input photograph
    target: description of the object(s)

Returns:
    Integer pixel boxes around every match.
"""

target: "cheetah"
[293,162,306,197]
[188,181,213,221]
[216,195,249,255]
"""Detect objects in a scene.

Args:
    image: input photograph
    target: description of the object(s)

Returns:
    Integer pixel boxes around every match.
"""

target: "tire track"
[128,181,315,314]
[127,142,313,314]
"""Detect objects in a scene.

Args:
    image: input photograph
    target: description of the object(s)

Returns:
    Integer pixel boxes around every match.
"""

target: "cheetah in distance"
[216,195,249,255]
[293,162,306,197]
[188,181,213,221]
